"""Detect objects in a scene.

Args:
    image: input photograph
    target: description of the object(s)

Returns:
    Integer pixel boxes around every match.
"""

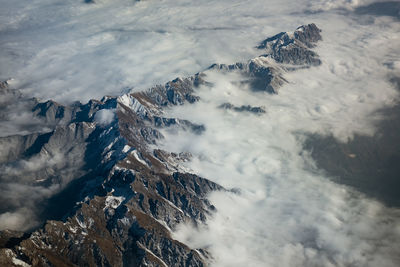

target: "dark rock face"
[138,75,203,107]
[208,58,287,94]
[257,23,322,66]
[0,78,220,266]
[0,81,9,89]
[219,103,266,114]
[208,24,321,94]
[293,24,322,47]
[0,24,323,266]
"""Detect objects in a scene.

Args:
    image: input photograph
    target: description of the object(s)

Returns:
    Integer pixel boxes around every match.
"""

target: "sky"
[1,0,400,266]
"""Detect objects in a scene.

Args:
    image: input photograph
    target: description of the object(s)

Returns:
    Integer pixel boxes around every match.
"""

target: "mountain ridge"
[0,24,322,267]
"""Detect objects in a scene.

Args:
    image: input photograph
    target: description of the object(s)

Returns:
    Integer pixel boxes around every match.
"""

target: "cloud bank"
[155,3,400,266]
[3,0,394,104]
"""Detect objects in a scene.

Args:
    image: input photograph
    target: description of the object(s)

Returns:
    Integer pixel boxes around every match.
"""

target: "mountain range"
[0,24,323,266]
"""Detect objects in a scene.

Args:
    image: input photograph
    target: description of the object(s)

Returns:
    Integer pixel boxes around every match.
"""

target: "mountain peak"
[257,23,322,66]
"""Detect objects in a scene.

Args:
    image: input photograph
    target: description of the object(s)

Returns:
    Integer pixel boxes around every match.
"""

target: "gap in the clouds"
[304,77,400,207]
[355,1,400,20]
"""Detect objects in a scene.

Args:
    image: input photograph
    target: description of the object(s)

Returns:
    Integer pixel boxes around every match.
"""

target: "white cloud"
[0,208,38,231]
[155,6,400,266]
[163,68,400,265]
[1,0,396,104]
[0,181,60,231]
[0,0,316,103]
[94,109,115,125]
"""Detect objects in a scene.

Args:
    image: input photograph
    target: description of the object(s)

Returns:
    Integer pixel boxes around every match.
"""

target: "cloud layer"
[2,0,389,103]
[155,3,400,266]
[1,0,400,266]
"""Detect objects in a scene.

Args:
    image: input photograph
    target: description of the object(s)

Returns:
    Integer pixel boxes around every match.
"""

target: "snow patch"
[12,257,31,267]
[122,145,131,153]
[162,197,184,214]
[137,243,168,267]
[131,150,148,166]
[104,196,125,210]
[4,249,14,257]
[75,217,86,229]
[87,217,94,229]
[117,94,148,117]
[155,218,173,233]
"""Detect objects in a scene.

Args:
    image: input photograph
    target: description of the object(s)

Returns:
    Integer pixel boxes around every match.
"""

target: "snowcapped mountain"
[0,24,322,266]
[1,0,400,266]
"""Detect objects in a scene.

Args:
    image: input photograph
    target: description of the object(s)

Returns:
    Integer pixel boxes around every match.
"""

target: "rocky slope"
[0,24,321,266]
